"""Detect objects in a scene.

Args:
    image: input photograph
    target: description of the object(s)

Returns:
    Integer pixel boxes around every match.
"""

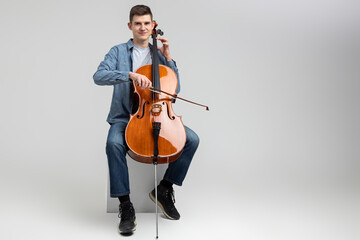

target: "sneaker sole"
[118,220,137,234]
[149,192,178,220]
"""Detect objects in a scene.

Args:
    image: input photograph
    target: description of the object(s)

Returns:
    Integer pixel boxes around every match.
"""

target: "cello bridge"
[151,104,162,116]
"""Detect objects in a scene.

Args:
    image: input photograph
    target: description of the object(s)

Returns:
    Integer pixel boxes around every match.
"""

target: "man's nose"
[140,24,145,30]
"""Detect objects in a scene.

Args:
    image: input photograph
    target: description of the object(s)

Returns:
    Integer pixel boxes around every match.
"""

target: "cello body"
[125,64,186,164]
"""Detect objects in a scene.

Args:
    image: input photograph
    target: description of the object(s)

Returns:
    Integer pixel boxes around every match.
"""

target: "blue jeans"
[106,122,199,197]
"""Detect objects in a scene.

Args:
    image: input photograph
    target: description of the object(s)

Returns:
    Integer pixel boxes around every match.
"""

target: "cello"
[125,22,186,165]
[125,21,208,238]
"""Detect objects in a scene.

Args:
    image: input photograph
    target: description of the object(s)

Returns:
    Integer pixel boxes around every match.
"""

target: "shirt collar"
[127,39,153,50]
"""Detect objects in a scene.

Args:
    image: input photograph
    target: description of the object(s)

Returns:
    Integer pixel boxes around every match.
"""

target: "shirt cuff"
[114,71,130,83]
[166,59,177,69]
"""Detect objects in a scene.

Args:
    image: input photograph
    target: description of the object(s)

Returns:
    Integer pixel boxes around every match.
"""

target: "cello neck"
[151,31,161,92]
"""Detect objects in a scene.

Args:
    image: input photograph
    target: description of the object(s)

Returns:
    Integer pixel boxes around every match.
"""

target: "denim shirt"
[93,39,180,124]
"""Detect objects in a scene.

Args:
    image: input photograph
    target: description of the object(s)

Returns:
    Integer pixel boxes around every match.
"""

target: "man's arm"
[157,37,181,93]
[94,46,153,88]
[93,47,130,86]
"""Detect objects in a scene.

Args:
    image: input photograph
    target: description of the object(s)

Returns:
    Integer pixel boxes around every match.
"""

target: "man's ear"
[128,22,132,30]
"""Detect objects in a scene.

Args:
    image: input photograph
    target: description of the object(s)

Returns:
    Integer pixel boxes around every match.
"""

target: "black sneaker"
[118,201,136,234]
[149,185,180,220]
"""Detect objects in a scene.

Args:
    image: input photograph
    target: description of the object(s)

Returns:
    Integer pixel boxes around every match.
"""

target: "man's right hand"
[129,72,152,89]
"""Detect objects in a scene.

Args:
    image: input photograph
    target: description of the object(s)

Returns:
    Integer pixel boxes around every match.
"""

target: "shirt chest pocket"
[117,61,129,71]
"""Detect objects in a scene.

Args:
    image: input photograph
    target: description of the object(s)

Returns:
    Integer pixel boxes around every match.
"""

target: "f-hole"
[165,102,175,120]
[137,101,149,119]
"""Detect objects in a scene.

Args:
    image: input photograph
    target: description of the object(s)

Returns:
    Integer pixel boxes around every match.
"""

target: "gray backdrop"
[1,0,359,239]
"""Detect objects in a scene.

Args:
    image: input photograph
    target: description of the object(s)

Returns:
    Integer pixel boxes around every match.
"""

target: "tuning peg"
[157,29,164,36]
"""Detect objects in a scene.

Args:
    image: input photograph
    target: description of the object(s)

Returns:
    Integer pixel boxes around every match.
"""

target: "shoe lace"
[164,188,176,209]
[118,202,134,220]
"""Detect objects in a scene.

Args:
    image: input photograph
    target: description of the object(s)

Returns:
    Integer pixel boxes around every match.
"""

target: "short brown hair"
[129,5,153,23]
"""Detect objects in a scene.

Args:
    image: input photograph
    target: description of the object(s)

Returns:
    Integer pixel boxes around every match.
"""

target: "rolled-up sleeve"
[167,59,181,94]
[93,47,130,86]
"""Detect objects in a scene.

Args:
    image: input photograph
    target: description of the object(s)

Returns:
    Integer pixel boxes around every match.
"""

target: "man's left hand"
[156,37,172,61]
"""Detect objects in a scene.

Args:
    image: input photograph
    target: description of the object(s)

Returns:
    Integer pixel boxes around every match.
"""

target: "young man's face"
[128,14,154,42]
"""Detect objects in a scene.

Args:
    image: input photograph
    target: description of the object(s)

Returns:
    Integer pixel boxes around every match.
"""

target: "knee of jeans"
[106,139,127,155]
[187,131,200,150]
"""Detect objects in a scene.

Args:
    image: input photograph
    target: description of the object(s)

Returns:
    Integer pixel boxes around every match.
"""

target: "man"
[93,5,199,234]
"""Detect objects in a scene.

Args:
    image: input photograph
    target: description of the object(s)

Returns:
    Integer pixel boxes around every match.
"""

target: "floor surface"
[1,187,359,240]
